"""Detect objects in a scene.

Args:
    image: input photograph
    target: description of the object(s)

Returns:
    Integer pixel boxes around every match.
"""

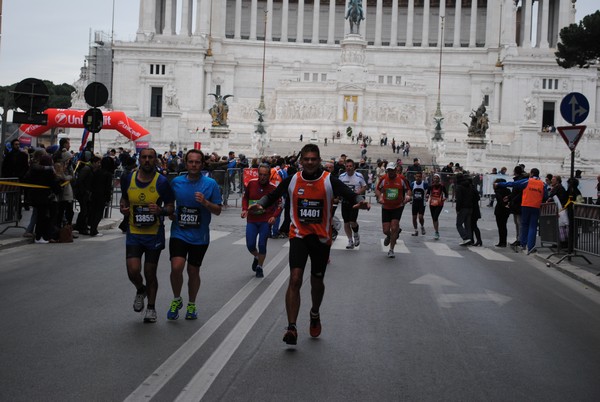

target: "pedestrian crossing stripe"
[424,242,462,258]
[467,246,514,262]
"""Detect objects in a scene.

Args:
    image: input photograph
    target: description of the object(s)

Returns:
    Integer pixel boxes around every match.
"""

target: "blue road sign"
[560,92,589,125]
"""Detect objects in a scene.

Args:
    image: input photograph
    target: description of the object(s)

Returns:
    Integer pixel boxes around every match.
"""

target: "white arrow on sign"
[437,289,512,308]
[569,95,588,121]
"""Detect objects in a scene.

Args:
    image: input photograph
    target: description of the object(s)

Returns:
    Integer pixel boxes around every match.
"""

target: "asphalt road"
[1,203,600,402]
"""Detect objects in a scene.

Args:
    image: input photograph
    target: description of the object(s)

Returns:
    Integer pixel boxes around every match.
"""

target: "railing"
[574,204,600,258]
[0,178,25,234]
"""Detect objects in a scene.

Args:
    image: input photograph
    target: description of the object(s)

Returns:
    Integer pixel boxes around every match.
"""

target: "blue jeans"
[520,206,540,250]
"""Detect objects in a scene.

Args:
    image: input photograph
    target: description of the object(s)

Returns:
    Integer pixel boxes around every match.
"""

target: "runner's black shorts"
[430,205,443,221]
[412,202,426,215]
[341,203,359,223]
[381,206,405,223]
[169,237,209,267]
[289,235,331,277]
[126,245,162,264]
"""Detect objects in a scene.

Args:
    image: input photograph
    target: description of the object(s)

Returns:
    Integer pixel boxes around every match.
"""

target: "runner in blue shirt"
[167,150,222,320]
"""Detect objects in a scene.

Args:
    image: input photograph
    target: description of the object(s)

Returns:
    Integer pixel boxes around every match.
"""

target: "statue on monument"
[345,0,365,34]
[464,100,489,138]
[209,85,233,127]
[523,97,536,122]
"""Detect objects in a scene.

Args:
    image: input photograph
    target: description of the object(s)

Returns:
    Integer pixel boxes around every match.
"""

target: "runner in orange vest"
[249,144,370,346]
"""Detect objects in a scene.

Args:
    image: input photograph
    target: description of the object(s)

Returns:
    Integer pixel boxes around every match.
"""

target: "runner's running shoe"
[421,226,426,235]
[383,234,391,247]
[185,303,198,320]
[283,325,298,345]
[167,297,183,320]
[346,239,354,249]
[434,231,440,240]
[387,249,395,258]
[133,287,146,312]
[252,257,258,272]
[144,308,157,323]
[411,230,418,236]
[255,266,264,278]
[309,311,321,338]
[353,232,360,247]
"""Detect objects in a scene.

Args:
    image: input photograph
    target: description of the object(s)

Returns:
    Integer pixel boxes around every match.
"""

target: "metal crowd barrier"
[574,204,600,258]
[0,178,25,234]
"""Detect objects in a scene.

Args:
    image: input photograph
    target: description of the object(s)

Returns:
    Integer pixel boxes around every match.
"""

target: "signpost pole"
[554,92,591,265]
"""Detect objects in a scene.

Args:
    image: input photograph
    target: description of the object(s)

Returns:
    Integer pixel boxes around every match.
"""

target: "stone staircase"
[254,138,436,166]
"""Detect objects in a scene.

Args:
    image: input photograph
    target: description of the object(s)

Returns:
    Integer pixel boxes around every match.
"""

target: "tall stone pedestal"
[465,137,489,173]
[209,126,231,154]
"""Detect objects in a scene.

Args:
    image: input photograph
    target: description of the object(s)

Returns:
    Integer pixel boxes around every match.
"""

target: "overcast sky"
[0,0,598,87]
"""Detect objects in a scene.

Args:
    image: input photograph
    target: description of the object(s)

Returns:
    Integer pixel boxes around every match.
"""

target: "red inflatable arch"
[19,108,150,140]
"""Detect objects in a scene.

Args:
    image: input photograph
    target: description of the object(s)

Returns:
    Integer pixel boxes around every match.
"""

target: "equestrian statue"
[345,0,365,35]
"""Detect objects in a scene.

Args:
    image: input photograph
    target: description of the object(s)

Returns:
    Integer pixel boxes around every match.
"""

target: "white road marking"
[380,239,410,253]
[437,289,512,307]
[468,246,514,262]
[424,242,462,258]
[175,264,290,401]
[82,234,122,242]
[124,247,288,402]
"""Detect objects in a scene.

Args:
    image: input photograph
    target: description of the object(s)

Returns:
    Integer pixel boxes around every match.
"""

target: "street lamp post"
[433,16,445,141]
[258,10,268,111]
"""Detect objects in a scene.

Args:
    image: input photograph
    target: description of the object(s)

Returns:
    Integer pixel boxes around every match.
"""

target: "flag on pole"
[79,128,90,151]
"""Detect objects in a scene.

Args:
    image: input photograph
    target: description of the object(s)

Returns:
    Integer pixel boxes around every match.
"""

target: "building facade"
[104,0,598,173]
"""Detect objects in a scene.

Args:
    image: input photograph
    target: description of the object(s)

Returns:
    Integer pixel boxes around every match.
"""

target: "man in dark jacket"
[2,139,29,179]
[73,151,94,235]
[454,173,473,245]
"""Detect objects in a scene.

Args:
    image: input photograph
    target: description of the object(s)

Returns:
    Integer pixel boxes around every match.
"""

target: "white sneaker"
[346,239,354,249]
[34,238,49,244]
[421,226,426,235]
[143,308,157,323]
[387,249,395,258]
[459,239,471,246]
[411,230,418,236]
[133,289,146,312]
[353,232,360,247]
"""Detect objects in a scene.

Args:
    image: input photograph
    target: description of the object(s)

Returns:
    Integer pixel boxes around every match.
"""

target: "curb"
[534,253,600,293]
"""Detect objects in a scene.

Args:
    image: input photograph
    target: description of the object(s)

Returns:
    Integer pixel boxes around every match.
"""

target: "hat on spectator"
[386,162,396,170]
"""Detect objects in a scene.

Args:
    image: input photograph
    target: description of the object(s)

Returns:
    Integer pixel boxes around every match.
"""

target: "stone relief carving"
[364,103,424,124]
[274,99,336,120]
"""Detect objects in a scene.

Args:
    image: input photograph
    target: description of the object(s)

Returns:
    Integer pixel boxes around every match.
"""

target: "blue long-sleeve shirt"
[496,176,549,203]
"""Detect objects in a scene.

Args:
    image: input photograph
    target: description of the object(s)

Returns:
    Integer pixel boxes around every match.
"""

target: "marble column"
[180,0,192,36]
[390,0,398,47]
[522,0,533,48]
[453,0,462,47]
[163,0,176,35]
[484,0,497,48]
[267,0,273,41]
[296,0,304,43]
[469,0,478,47]
[328,0,336,44]
[539,0,550,48]
[234,0,242,39]
[281,0,289,42]
[375,0,383,46]
[344,0,350,36]
[494,77,502,123]
[360,0,367,39]
[438,1,446,47]
[312,0,320,44]
[406,0,414,47]
[422,0,430,47]
[250,0,258,40]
